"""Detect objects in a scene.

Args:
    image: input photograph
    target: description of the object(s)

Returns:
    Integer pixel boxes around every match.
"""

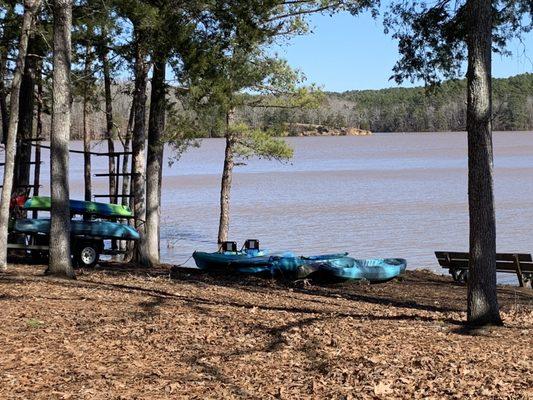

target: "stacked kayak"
[318,257,407,282]
[13,218,140,241]
[24,196,133,218]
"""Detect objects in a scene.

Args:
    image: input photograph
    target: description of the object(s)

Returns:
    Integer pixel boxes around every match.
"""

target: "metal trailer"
[7,232,132,268]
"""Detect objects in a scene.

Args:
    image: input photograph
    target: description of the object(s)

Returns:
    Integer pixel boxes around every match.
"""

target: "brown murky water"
[4,132,533,283]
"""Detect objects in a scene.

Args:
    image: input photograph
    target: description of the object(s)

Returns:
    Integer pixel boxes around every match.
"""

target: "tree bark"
[146,55,166,264]
[98,38,117,253]
[14,37,37,199]
[120,103,134,259]
[48,0,75,278]
[82,42,92,202]
[0,75,8,144]
[465,0,502,326]
[131,31,151,267]
[0,5,15,144]
[98,40,116,203]
[217,111,235,244]
[0,0,41,269]
[122,104,134,206]
[33,64,43,219]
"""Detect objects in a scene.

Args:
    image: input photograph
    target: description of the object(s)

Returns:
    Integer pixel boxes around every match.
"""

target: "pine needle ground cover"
[0,265,531,399]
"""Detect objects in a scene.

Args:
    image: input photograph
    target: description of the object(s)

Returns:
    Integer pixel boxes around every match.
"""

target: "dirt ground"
[0,263,531,400]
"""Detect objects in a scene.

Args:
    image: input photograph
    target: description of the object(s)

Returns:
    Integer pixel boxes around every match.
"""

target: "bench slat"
[435,251,468,260]
[435,251,532,262]
[495,253,531,262]
[438,260,533,273]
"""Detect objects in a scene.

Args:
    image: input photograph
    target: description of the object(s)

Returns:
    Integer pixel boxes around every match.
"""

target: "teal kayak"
[23,196,133,218]
[192,250,349,279]
[13,218,140,241]
[317,257,407,282]
[192,250,271,270]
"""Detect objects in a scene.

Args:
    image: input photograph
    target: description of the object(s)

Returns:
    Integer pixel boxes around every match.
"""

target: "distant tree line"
[244,73,533,133]
[31,73,531,140]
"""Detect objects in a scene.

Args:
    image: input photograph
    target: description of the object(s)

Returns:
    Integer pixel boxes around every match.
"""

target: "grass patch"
[26,318,44,329]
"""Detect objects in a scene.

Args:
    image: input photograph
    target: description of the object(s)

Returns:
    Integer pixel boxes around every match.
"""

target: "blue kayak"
[192,250,348,278]
[13,218,140,241]
[317,257,407,282]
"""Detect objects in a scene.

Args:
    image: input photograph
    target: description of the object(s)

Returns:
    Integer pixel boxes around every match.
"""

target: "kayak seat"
[244,239,260,251]
[219,241,237,253]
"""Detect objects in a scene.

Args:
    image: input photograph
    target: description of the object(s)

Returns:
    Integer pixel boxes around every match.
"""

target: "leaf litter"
[0,264,531,399]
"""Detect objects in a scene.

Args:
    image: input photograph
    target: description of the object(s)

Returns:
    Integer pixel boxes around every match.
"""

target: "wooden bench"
[435,251,533,289]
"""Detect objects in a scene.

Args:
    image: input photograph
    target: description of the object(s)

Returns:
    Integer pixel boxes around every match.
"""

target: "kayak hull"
[192,251,272,270]
[13,219,140,241]
[192,251,348,278]
[318,257,407,282]
[24,196,133,218]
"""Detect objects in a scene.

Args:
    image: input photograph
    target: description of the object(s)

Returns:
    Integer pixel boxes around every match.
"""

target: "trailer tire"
[74,242,100,268]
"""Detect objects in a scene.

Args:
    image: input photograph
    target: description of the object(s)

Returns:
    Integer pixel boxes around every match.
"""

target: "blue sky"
[274,11,533,92]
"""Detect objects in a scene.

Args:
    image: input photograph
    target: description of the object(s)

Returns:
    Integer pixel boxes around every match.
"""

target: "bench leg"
[522,274,532,289]
[450,268,462,282]
[458,269,469,284]
[513,254,525,287]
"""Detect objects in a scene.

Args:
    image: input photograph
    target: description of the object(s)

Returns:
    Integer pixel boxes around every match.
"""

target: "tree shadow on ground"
[176,305,470,388]
[450,323,510,337]
[2,263,530,326]
[17,259,528,309]
[0,269,465,327]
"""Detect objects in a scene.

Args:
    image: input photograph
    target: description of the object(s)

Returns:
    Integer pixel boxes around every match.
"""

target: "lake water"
[3,132,533,284]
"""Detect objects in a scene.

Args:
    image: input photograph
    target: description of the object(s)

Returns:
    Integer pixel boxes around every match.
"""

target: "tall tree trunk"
[99,43,116,203]
[131,32,151,267]
[48,0,75,278]
[217,111,235,244]
[122,104,134,206]
[120,103,134,259]
[146,55,166,264]
[0,75,8,144]
[0,5,15,144]
[98,37,117,253]
[82,42,92,201]
[33,64,43,219]
[465,0,501,326]
[0,0,41,270]
[14,37,37,198]
[0,64,8,144]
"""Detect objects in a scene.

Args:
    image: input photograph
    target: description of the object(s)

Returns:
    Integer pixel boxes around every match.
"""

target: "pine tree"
[48,0,75,278]
[0,0,42,270]
[385,0,531,325]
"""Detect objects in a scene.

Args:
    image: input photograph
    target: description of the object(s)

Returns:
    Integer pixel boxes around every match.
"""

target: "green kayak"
[24,196,133,218]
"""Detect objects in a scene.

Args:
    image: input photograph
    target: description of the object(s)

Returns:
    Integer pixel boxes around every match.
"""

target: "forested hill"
[63,73,532,139]
[251,73,533,133]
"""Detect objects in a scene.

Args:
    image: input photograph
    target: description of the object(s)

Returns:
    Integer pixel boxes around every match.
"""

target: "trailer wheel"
[75,242,100,268]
